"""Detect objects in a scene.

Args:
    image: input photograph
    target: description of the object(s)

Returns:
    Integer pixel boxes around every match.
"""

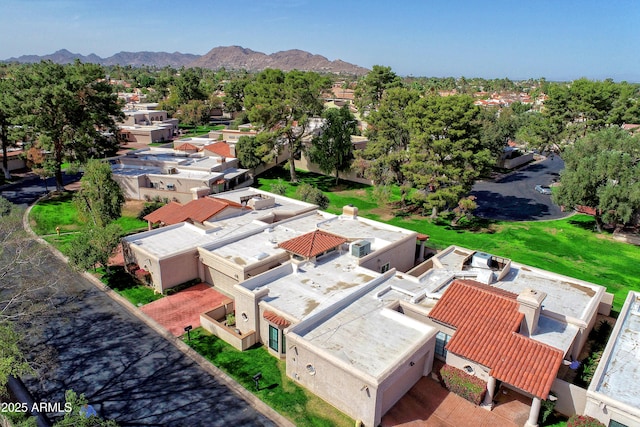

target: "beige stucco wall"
[446,352,491,383]
[286,329,435,427]
[359,234,417,274]
[286,335,380,426]
[157,251,200,292]
[113,174,147,200]
[296,152,373,185]
[551,378,587,417]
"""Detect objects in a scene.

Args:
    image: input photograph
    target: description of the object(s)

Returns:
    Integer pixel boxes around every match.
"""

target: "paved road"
[471,157,570,221]
[0,173,81,207]
[20,255,276,427]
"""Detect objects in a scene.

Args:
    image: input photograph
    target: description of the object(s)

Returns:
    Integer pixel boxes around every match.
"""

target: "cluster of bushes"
[440,364,487,405]
[296,183,330,210]
[578,320,613,386]
[567,414,606,427]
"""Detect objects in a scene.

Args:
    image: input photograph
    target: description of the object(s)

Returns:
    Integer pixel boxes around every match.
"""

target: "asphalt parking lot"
[471,157,570,221]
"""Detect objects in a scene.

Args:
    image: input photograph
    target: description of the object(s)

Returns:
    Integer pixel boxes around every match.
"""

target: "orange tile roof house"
[143,197,245,227]
[277,229,347,259]
[428,280,564,401]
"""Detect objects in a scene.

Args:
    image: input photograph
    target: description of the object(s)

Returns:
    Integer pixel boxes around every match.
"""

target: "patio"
[381,374,531,427]
[140,283,232,336]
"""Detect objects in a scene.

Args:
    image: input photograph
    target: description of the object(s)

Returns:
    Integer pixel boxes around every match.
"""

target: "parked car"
[535,185,552,195]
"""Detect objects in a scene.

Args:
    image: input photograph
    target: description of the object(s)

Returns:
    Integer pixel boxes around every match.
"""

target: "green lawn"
[256,168,640,312]
[30,192,147,238]
[29,192,81,235]
[98,267,163,306]
[185,328,353,427]
[179,124,226,137]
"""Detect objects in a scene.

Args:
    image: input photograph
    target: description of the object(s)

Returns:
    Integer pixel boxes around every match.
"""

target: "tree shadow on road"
[22,281,275,427]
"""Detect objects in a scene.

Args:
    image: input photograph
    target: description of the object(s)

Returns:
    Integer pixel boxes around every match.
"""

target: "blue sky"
[1,0,638,81]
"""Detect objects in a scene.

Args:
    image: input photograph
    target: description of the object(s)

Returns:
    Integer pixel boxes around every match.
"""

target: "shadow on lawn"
[256,166,369,192]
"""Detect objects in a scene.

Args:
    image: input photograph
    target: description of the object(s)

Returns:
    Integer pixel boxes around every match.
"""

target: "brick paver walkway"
[141,283,232,336]
[382,376,531,427]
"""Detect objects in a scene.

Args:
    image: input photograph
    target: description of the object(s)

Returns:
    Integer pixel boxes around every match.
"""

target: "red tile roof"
[263,310,291,327]
[428,280,563,399]
[175,143,199,151]
[278,230,346,258]
[143,197,244,225]
[203,142,233,158]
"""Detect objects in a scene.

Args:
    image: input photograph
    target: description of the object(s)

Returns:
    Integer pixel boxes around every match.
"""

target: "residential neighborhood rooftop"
[294,275,437,378]
[592,291,640,409]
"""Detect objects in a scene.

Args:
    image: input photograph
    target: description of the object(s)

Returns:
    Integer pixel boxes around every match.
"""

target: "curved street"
[471,157,570,221]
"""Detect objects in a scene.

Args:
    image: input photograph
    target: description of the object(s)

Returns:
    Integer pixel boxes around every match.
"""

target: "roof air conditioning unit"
[350,240,371,258]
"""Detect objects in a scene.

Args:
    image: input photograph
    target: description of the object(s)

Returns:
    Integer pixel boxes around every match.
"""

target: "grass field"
[256,168,640,312]
[185,328,353,427]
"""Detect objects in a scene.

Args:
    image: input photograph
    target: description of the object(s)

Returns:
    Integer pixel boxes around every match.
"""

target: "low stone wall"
[200,309,257,351]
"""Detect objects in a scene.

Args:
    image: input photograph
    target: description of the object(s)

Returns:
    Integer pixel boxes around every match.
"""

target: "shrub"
[567,414,605,427]
[271,178,287,196]
[137,201,165,220]
[440,364,486,405]
[296,183,330,209]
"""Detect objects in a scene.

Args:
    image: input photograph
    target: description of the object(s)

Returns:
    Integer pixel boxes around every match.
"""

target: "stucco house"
[111,144,250,202]
[122,190,617,426]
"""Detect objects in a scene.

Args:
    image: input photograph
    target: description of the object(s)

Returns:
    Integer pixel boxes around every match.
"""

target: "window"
[435,331,451,359]
[269,325,279,352]
[464,365,474,374]
[609,420,629,427]
[282,333,286,354]
[380,262,390,273]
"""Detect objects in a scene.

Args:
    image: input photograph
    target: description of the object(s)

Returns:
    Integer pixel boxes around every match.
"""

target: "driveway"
[471,157,570,221]
[0,172,81,207]
[19,253,276,426]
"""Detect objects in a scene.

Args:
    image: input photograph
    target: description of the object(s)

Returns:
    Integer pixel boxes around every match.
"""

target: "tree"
[236,135,268,169]
[0,323,32,396]
[0,65,21,180]
[515,111,558,153]
[73,159,124,228]
[0,201,67,391]
[18,61,124,190]
[356,87,420,202]
[173,68,206,104]
[244,69,329,182]
[308,106,357,183]
[354,65,402,114]
[173,100,211,126]
[403,95,491,217]
[67,223,123,272]
[54,389,119,427]
[554,127,640,231]
[223,76,250,114]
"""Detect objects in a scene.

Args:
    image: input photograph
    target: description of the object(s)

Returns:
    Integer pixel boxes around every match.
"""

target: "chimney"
[342,205,358,219]
[229,143,236,157]
[517,288,546,337]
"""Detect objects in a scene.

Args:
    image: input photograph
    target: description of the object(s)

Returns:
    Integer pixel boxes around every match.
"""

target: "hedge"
[440,364,487,405]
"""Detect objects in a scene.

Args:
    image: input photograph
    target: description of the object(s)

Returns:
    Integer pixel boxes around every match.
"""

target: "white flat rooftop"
[248,254,378,321]
[318,214,415,246]
[124,221,263,259]
[293,275,437,378]
[593,292,640,409]
[434,246,602,321]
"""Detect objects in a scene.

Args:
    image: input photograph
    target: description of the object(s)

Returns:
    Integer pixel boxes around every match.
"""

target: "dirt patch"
[369,207,395,221]
[122,200,146,217]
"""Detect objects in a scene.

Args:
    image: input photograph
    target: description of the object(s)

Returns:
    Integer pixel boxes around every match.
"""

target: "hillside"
[4,46,369,75]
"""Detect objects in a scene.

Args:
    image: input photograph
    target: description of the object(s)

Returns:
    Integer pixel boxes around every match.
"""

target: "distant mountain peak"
[3,46,369,75]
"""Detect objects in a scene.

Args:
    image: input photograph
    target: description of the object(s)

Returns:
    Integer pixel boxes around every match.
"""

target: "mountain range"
[3,46,369,75]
